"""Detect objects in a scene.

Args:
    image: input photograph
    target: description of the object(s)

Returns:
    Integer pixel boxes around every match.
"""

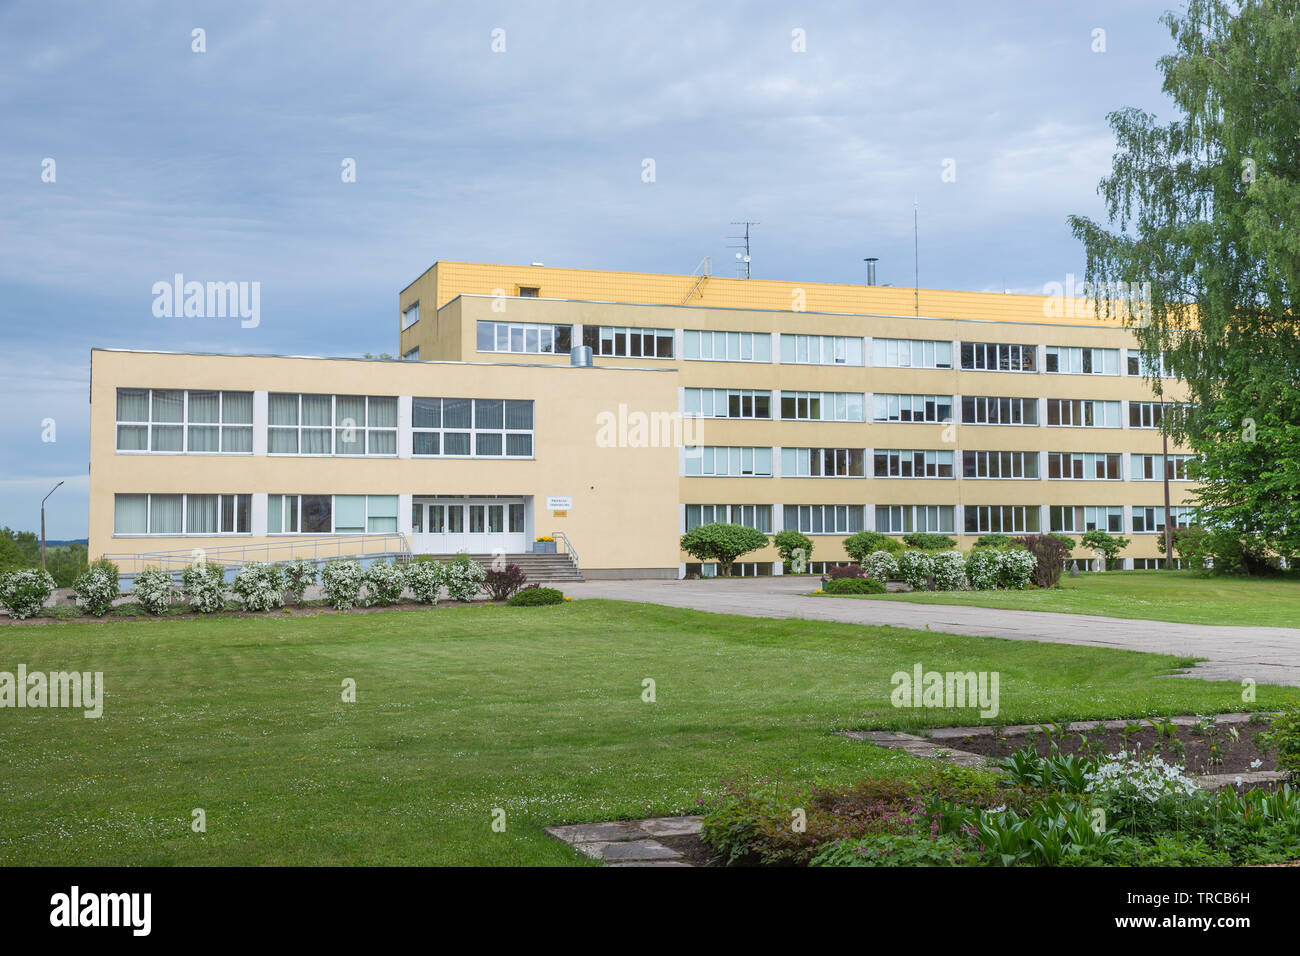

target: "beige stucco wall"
[89,349,680,572]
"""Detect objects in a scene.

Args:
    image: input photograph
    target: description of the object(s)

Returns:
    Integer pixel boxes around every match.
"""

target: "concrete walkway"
[567,577,1300,687]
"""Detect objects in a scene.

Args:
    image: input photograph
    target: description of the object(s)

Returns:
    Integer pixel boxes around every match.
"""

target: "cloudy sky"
[0,0,1176,537]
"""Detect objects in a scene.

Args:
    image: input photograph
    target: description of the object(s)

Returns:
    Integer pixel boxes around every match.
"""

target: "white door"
[411,498,527,554]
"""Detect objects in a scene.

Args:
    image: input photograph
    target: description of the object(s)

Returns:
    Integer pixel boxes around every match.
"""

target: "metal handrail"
[103,533,413,575]
[550,531,579,574]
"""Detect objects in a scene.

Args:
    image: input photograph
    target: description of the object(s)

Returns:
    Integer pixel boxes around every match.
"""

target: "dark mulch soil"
[654,832,720,866]
[932,720,1277,776]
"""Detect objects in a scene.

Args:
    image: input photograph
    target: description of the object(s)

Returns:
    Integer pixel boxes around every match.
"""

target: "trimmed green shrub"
[231,562,286,612]
[902,532,957,551]
[679,523,769,574]
[973,533,1014,549]
[320,560,364,610]
[405,558,445,604]
[861,550,899,582]
[823,577,886,595]
[363,561,407,606]
[132,567,175,616]
[507,586,565,606]
[181,562,227,614]
[772,530,814,571]
[73,560,120,617]
[443,554,486,602]
[843,531,903,562]
[283,559,317,606]
[0,567,55,619]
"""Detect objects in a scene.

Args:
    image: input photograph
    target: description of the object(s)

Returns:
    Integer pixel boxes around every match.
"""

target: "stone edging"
[545,816,702,866]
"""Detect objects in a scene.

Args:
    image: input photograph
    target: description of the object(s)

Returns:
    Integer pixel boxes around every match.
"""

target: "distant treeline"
[0,528,88,587]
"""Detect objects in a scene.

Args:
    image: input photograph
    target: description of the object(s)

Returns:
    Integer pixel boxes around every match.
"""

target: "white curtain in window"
[117,389,148,422]
[269,394,298,426]
[222,391,253,424]
[366,496,398,532]
[116,425,148,451]
[186,494,219,534]
[334,495,366,533]
[187,425,219,451]
[335,395,365,427]
[368,397,397,427]
[151,390,183,422]
[504,400,532,430]
[188,391,220,423]
[150,495,183,534]
[222,426,253,453]
[114,494,148,534]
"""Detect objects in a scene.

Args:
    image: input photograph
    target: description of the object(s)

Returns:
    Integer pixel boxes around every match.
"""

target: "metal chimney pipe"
[864,257,878,286]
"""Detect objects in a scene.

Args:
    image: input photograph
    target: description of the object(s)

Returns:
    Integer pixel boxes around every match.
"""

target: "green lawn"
[820,570,1300,628]
[0,600,1288,866]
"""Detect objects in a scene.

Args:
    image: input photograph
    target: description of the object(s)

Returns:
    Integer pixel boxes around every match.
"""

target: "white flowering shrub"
[861,550,898,583]
[931,550,968,591]
[321,560,364,610]
[283,559,317,606]
[896,550,934,590]
[230,562,285,612]
[73,563,120,616]
[0,568,56,619]
[1086,750,1200,830]
[405,560,445,604]
[965,548,1001,590]
[442,554,486,602]
[363,561,407,606]
[997,547,1037,590]
[181,562,227,614]
[132,567,176,616]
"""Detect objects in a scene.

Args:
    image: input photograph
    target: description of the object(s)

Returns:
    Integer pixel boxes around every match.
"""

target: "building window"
[1127,350,1170,377]
[959,395,1036,425]
[1132,505,1195,533]
[1047,452,1122,480]
[1128,401,1170,429]
[517,286,539,297]
[113,492,250,535]
[782,505,864,535]
[875,505,955,535]
[779,334,864,366]
[684,446,773,477]
[964,505,1040,535]
[412,397,533,458]
[1051,505,1124,534]
[872,338,952,369]
[1131,454,1194,481]
[873,394,953,424]
[1045,346,1120,375]
[960,342,1037,372]
[268,494,398,534]
[267,394,397,456]
[685,504,772,533]
[782,391,865,422]
[115,389,253,454]
[961,450,1039,479]
[684,330,771,362]
[582,326,674,358]
[402,347,420,361]
[475,321,572,355]
[1046,398,1121,427]
[873,449,954,478]
[784,447,868,478]
[683,388,773,419]
[401,302,419,330]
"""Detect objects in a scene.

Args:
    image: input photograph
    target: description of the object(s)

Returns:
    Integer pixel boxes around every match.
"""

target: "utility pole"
[728,221,759,278]
[41,480,64,572]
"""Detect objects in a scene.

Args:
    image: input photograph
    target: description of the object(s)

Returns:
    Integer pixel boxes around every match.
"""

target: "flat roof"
[88,347,677,372]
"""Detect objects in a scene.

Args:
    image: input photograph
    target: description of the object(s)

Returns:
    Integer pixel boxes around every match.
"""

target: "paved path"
[567,577,1300,687]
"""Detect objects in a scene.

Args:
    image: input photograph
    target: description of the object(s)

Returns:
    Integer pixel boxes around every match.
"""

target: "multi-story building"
[88,260,1196,578]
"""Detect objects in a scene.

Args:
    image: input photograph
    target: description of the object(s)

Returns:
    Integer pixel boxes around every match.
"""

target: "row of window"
[411,501,526,535]
[116,390,535,459]
[684,448,1194,481]
[470,322,1173,377]
[682,502,1197,535]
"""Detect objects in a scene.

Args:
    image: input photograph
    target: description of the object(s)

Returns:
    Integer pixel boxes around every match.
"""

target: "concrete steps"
[459,553,583,583]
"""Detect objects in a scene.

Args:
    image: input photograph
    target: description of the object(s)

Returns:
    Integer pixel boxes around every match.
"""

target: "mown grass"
[0,599,1287,865]
[818,569,1300,628]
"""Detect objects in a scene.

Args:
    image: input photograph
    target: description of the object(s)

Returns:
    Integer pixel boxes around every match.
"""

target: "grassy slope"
[819,570,1300,628]
[0,600,1288,865]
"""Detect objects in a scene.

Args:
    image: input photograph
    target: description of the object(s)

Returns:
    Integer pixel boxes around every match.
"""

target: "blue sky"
[0,0,1177,538]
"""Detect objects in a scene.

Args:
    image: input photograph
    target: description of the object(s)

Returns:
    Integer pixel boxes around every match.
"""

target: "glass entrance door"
[411,497,527,554]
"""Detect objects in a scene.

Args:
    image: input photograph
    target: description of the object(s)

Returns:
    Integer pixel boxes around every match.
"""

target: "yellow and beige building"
[89,260,1196,578]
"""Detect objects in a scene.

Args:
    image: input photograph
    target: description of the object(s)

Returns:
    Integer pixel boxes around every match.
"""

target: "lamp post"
[40,480,64,572]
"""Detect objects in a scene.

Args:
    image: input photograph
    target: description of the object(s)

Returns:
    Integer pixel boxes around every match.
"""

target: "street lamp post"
[40,481,64,573]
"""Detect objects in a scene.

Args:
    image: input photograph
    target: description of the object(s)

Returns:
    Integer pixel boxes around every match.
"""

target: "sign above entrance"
[546,496,572,511]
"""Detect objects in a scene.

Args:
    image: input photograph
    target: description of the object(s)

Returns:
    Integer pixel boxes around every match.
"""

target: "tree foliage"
[679,523,769,575]
[1069,0,1300,563]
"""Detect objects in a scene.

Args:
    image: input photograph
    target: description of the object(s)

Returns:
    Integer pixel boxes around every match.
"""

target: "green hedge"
[823,577,886,595]
[506,586,565,606]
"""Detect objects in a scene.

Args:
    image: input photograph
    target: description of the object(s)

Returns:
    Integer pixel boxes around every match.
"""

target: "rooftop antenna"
[913,199,920,317]
[728,221,759,278]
